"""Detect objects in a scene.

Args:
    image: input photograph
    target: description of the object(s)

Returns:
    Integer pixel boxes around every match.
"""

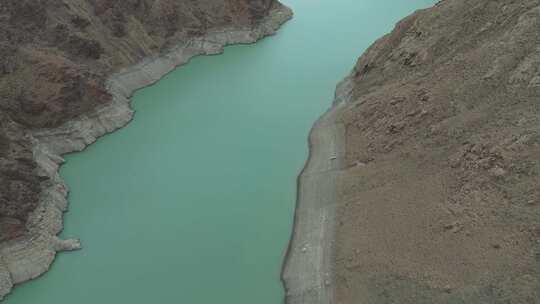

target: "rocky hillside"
[0,0,292,299]
[0,0,281,242]
[332,0,540,302]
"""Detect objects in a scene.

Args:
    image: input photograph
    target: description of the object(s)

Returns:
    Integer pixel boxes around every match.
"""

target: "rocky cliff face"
[0,0,291,299]
[330,0,540,302]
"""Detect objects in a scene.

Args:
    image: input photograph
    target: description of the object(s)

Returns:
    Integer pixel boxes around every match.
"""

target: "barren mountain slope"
[332,0,540,302]
[0,0,282,242]
[0,0,292,299]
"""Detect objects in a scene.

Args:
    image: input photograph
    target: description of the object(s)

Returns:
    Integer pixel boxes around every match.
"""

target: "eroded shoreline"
[281,76,353,304]
[0,5,293,299]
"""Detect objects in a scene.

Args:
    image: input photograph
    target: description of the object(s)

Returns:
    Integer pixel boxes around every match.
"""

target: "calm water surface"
[6,0,435,303]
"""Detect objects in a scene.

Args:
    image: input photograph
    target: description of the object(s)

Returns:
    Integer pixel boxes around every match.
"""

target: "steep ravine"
[0,0,292,299]
[300,0,540,303]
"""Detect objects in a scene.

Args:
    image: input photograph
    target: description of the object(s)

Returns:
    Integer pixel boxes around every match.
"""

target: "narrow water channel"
[5,1,435,303]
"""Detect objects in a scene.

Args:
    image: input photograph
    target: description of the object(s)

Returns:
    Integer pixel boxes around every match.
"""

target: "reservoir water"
[5,0,436,303]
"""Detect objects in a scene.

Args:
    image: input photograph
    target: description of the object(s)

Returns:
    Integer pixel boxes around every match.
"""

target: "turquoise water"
[5,1,435,303]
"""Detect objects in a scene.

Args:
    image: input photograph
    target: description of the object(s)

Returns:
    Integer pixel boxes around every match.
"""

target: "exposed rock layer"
[307,0,540,303]
[0,0,291,299]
